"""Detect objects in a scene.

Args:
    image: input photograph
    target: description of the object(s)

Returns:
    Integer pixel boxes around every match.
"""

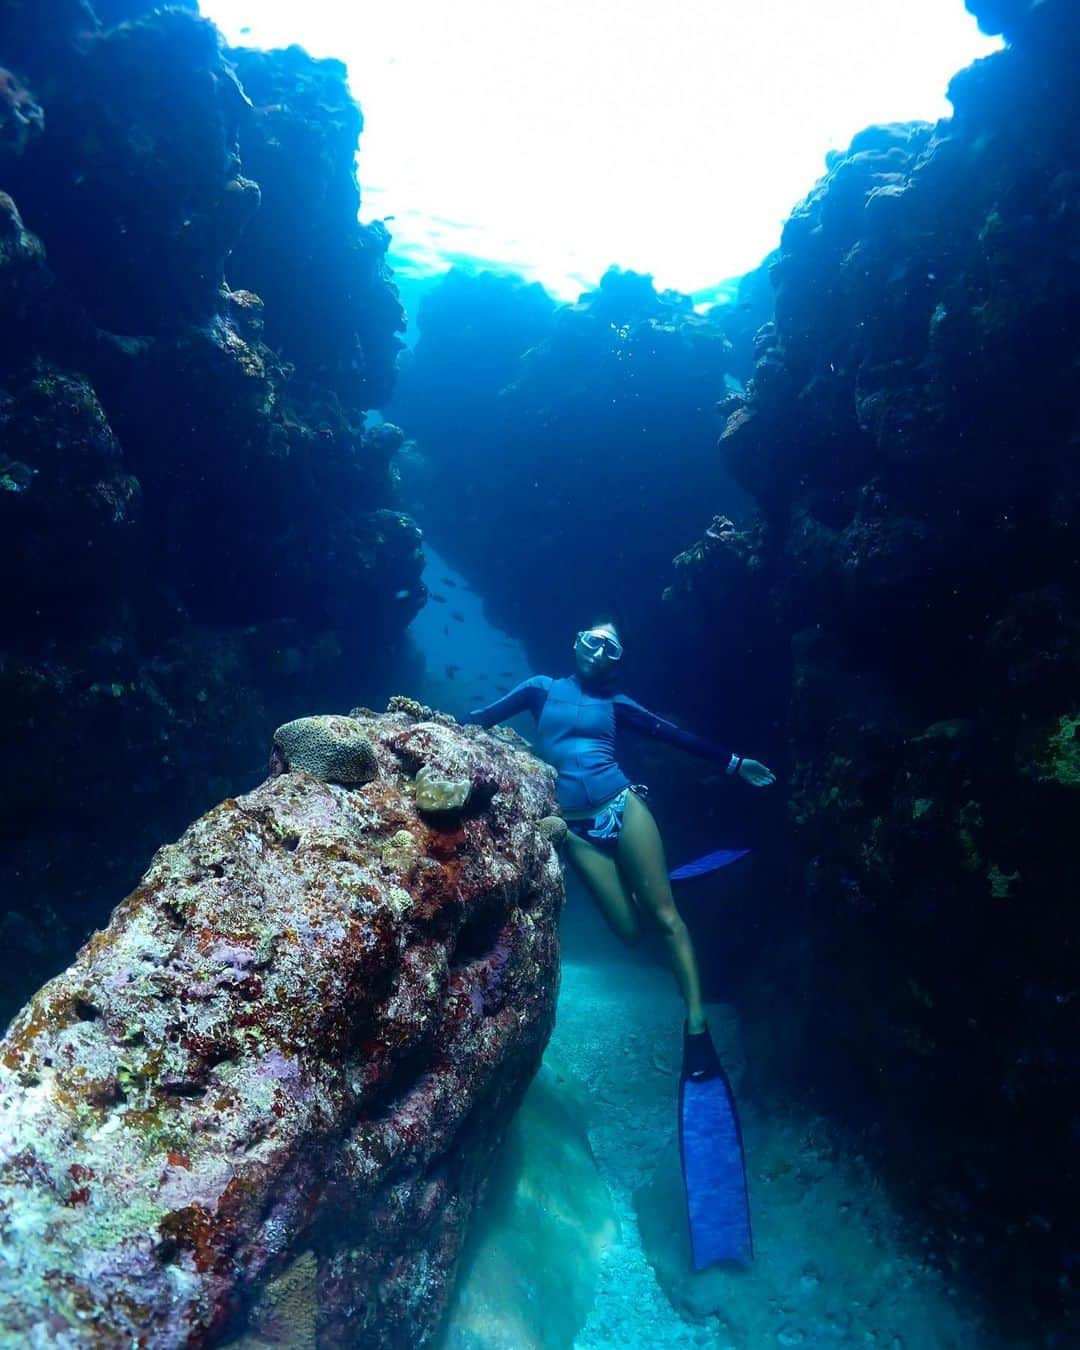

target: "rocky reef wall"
[389,265,758,693]
[0,2,422,1024]
[667,0,1080,1334]
[0,704,564,1346]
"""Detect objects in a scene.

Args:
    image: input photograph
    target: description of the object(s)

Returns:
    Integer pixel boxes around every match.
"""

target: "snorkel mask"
[576,627,623,661]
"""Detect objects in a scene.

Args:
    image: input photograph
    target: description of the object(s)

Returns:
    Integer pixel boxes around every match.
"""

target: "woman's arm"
[468,676,551,727]
[613,695,775,786]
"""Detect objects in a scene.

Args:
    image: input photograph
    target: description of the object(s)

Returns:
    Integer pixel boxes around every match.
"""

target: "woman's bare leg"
[616,790,706,1032]
[564,830,641,943]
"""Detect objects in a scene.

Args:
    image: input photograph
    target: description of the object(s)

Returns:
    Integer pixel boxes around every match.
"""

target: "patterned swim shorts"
[565,784,648,852]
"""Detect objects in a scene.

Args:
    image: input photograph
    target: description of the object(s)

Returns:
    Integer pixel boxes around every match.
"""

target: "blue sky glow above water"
[202,0,1000,301]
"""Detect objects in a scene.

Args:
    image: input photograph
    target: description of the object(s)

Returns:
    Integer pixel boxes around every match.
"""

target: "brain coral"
[271,714,378,784]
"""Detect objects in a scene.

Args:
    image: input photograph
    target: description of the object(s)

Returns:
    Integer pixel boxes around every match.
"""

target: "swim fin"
[669,848,750,882]
[678,1024,753,1269]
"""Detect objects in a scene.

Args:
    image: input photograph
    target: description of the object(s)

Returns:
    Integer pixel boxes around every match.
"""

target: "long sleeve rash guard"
[468,674,733,813]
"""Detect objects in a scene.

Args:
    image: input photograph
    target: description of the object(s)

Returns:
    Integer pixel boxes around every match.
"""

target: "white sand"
[549,943,995,1350]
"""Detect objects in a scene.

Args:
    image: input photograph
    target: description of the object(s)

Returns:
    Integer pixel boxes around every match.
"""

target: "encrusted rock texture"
[0,706,563,1347]
[0,2,422,1023]
[667,0,1080,1336]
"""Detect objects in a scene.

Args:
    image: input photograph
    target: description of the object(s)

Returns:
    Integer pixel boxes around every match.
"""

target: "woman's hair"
[582,609,625,639]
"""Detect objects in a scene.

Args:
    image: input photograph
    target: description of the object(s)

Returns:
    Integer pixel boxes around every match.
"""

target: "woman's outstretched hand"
[738,758,776,788]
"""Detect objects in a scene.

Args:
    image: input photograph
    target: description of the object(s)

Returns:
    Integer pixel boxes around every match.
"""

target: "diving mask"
[577,629,623,660]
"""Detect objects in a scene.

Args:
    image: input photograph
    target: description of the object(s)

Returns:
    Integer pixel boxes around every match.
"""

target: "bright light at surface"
[202,0,999,301]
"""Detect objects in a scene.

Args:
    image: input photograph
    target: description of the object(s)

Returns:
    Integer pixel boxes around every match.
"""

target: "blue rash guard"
[468,674,734,813]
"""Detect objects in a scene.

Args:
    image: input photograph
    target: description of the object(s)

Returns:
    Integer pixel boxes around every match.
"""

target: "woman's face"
[573,624,623,679]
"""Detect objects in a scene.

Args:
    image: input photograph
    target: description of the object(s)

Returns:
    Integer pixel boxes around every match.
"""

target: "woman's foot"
[683,1020,721,1081]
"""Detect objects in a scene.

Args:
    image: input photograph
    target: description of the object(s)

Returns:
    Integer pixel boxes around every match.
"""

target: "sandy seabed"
[547,899,995,1350]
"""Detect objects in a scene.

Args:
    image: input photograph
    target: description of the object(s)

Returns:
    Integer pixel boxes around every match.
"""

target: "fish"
[443,625,450,636]
[394,588,412,600]
[441,576,457,587]
[499,671,514,678]
[450,611,465,622]
[445,664,460,679]
[431,593,447,603]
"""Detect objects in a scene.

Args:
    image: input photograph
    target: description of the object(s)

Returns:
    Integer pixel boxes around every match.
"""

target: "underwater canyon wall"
[388,265,764,693]
[0,0,421,1025]
[667,0,1079,1335]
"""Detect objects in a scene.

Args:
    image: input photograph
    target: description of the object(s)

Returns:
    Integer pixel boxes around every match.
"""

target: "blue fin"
[679,1030,753,1269]
[669,848,750,882]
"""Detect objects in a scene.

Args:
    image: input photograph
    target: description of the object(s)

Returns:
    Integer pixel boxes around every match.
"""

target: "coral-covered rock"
[0,707,563,1347]
[0,65,43,155]
[224,44,406,410]
[0,362,141,633]
[663,2,1080,1337]
[966,0,1079,46]
[0,190,54,364]
[388,266,752,673]
[94,0,199,24]
[0,2,97,81]
[0,3,421,1026]
[664,514,770,620]
[5,8,258,334]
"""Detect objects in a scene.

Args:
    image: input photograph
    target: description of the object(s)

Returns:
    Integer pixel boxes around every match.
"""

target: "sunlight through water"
[202,0,1000,298]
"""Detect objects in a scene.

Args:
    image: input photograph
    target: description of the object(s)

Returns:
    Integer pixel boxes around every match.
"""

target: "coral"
[0,708,563,1346]
[414,765,471,814]
[388,694,432,720]
[987,863,1020,899]
[536,816,567,849]
[664,514,771,627]
[1033,713,1080,789]
[271,715,379,785]
[242,1249,319,1350]
[0,66,43,155]
[380,829,420,875]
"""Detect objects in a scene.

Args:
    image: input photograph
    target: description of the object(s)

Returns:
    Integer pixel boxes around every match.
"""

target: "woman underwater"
[468,619,775,1075]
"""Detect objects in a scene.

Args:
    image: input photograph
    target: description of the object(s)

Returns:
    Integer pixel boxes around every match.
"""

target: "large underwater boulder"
[0,705,564,1346]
